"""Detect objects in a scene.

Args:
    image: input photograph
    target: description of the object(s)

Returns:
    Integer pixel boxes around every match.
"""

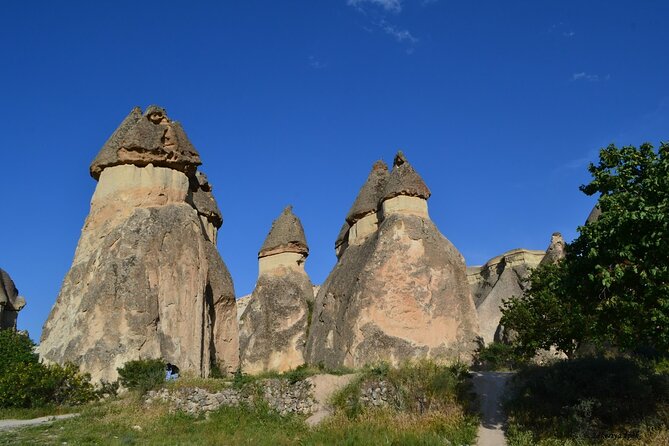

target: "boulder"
[306,153,480,368]
[40,106,238,382]
[0,269,26,330]
[239,207,313,374]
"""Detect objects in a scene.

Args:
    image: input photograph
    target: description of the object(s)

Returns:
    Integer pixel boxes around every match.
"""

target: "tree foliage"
[502,142,669,357]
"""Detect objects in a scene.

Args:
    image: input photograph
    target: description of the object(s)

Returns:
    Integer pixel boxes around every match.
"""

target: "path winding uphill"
[0,414,79,431]
[472,371,513,446]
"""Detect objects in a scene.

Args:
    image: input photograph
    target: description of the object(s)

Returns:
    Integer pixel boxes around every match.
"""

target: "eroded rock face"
[40,107,238,382]
[239,207,313,374]
[467,249,545,344]
[306,154,479,368]
[468,232,567,345]
[0,269,26,330]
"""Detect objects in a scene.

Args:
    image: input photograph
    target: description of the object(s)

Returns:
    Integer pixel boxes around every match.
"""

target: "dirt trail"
[305,373,356,426]
[0,413,79,431]
[472,371,513,446]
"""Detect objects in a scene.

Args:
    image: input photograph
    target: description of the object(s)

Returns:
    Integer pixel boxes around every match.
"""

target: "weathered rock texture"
[0,269,26,330]
[306,153,480,369]
[239,206,313,374]
[467,232,567,344]
[467,249,545,344]
[40,106,238,383]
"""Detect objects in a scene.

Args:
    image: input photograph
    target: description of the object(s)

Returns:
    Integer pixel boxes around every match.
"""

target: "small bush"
[0,329,37,375]
[506,357,669,441]
[473,340,528,371]
[117,359,166,393]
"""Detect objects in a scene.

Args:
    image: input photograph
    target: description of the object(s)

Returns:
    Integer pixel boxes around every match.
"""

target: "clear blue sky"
[1,1,667,341]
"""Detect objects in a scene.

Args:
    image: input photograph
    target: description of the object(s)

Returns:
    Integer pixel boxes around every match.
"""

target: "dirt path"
[305,374,356,426]
[0,413,79,431]
[472,371,513,446]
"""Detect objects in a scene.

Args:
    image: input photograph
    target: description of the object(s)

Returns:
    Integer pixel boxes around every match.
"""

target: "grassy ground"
[0,361,479,445]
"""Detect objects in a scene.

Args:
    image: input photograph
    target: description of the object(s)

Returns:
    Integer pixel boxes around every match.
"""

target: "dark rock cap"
[259,206,309,258]
[381,151,431,202]
[0,268,25,311]
[90,106,202,180]
[189,171,223,228]
[335,221,350,248]
[345,160,389,225]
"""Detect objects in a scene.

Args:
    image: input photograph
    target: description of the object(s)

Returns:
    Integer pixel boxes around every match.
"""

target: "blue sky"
[1,1,668,341]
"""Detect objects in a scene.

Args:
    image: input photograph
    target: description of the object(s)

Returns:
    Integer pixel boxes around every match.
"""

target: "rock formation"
[0,269,26,330]
[306,152,480,368]
[239,206,313,374]
[468,232,567,344]
[40,106,239,382]
[467,249,545,344]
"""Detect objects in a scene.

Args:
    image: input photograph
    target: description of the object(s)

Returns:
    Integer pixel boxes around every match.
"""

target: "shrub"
[473,339,528,371]
[506,357,669,440]
[0,329,103,409]
[117,359,166,393]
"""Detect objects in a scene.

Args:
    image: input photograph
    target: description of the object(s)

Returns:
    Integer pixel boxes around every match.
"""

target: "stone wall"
[145,378,316,416]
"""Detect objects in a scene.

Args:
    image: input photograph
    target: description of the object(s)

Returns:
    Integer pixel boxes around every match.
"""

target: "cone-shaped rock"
[259,206,308,258]
[306,154,479,368]
[0,268,26,330]
[40,106,239,382]
[90,106,202,180]
[467,249,545,344]
[539,232,566,266]
[346,160,388,225]
[586,204,601,224]
[239,206,313,374]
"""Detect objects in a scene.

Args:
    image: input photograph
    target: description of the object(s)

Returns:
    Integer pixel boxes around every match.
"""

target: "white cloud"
[347,0,402,13]
[572,72,610,82]
[380,20,418,43]
[308,56,326,70]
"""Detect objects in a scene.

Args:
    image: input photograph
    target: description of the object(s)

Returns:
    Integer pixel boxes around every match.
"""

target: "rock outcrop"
[306,152,480,369]
[0,269,26,330]
[40,106,239,382]
[239,206,313,374]
[467,249,545,344]
[468,232,567,344]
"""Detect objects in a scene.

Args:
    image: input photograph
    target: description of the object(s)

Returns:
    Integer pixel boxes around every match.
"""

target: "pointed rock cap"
[540,232,566,266]
[335,221,350,248]
[189,171,223,228]
[381,151,431,202]
[345,160,389,225]
[586,204,601,225]
[90,105,202,180]
[259,206,309,258]
[0,268,26,311]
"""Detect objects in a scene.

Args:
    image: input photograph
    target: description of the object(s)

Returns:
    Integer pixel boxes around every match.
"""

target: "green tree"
[502,142,669,357]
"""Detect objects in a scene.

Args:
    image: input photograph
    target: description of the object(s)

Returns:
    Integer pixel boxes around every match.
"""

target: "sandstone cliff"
[239,206,313,374]
[0,268,26,330]
[306,153,480,368]
[40,106,239,382]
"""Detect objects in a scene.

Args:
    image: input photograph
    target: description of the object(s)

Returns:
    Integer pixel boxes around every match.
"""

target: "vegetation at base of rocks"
[505,357,669,445]
[331,359,475,419]
[0,384,477,445]
[117,359,166,393]
[502,142,669,360]
[0,330,111,409]
[472,339,529,371]
[231,363,355,389]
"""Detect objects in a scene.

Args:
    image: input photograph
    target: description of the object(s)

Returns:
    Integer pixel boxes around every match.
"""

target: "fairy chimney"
[40,106,239,382]
[239,206,313,374]
[306,153,480,369]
